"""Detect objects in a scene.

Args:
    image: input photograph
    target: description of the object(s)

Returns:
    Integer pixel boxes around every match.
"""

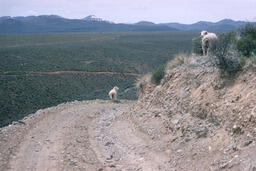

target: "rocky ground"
[130,55,256,170]
[1,55,256,171]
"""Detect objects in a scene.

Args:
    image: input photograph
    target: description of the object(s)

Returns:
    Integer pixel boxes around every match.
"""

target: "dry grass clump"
[135,73,154,97]
[151,65,166,85]
[166,53,192,73]
[135,73,152,89]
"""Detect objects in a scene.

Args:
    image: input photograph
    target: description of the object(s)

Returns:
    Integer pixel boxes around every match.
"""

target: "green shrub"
[250,54,256,64]
[237,23,256,57]
[151,65,165,85]
[192,37,203,55]
[214,32,236,57]
[213,31,244,76]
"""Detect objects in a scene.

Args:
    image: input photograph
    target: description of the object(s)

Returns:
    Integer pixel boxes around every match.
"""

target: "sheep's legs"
[202,46,206,56]
[207,48,210,56]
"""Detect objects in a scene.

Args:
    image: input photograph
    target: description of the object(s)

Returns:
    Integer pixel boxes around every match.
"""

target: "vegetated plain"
[0,31,196,127]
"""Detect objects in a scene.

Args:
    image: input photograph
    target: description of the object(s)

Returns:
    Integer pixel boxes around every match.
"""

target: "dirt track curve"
[0,100,169,171]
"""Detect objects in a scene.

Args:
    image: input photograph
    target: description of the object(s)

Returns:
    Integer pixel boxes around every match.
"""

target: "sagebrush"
[151,65,165,85]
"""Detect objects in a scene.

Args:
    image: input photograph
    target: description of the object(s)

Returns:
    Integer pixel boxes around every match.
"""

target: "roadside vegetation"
[151,65,165,85]
[146,23,256,86]
[191,23,256,77]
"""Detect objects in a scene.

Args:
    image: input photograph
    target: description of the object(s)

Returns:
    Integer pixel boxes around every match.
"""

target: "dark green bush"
[151,65,165,85]
[192,37,203,55]
[237,23,256,57]
[214,32,237,57]
[213,32,244,76]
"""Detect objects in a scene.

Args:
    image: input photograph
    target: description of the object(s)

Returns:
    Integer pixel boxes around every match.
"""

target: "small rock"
[109,164,116,168]
[195,128,208,138]
[105,142,114,146]
[34,149,40,152]
[244,140,253,146]
[185,138,191,142]
[171,119,179,125]
[247,133,253,138]
[208,146,212,152]
[154,113,161,117]
[232,144,238,151]
[106,155,113,160]
[232,125,241,134]
[177,149,182,153]
[235,95,241,101]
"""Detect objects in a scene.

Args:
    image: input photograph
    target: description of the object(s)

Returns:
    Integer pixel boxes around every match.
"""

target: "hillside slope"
[0,15,177,34]
[129,55,256,170]
[161,19,246,32]
[0,15,250,33]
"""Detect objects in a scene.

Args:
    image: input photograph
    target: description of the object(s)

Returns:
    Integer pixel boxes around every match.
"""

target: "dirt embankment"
[130,55,256,170]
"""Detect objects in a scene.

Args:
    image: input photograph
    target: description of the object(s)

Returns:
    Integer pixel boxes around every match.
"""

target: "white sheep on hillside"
[109,86,119,102]
[200,31,218,56]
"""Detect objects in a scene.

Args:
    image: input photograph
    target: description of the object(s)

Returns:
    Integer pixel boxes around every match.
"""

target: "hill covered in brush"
[0,15,250,34]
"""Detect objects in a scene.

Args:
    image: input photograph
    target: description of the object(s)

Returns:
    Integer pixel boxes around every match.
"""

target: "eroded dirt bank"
[130,55,256,170]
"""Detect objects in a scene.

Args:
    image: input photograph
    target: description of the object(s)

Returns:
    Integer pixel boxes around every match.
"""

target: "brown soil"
[130,55,256,170]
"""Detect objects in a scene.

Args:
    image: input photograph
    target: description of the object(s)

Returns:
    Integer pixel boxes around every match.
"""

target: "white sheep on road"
[201,31,218,56]
[109,86,119,102]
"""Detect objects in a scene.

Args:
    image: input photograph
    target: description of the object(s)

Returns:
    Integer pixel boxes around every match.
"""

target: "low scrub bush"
[213,32,244,76]
[151,65,165,85]
[135,74,151,90]
[237,23,256,57]
[192,37,203,55]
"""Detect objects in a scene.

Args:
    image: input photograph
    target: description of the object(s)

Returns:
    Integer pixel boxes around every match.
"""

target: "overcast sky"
[1,0,256,24]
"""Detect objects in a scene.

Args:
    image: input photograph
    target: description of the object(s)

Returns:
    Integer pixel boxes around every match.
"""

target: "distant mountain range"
[159,19,247,32]
[0,15,251,34]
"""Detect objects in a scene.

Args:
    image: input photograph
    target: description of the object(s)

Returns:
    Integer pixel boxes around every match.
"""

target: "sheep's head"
[200,31,208,37]
[114,86,119,91]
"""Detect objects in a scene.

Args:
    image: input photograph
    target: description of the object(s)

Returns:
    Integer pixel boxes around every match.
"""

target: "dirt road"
[0,100,169,171]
